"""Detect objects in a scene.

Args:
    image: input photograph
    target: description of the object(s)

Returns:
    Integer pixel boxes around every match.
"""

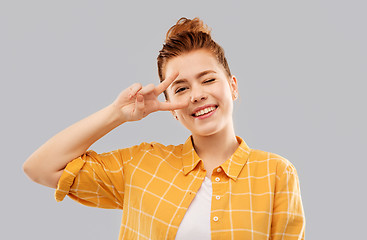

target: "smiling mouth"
[192,106,218,117]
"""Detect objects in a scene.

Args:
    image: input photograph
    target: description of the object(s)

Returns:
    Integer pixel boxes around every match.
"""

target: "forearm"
[23,104,125,188]
[23,76,182,189]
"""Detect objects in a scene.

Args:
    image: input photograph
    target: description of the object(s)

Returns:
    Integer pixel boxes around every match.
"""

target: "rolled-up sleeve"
[55,149,125,209]
[271,162,306,239]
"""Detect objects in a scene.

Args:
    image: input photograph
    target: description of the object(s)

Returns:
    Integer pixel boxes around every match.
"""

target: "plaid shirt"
[55,136,305,239]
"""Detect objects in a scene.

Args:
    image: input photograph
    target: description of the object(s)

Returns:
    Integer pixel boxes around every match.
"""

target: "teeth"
[194,107,216,117]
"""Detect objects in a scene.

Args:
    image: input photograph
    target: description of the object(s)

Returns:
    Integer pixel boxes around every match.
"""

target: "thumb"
[134,93,145,117]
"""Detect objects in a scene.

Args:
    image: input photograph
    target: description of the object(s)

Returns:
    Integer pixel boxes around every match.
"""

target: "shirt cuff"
[54,155,86,202]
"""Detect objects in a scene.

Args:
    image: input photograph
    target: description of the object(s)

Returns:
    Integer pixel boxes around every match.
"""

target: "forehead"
[164,49,224,79]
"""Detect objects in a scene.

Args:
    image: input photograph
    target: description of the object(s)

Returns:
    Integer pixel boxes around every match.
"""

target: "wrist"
[106,103,127,126]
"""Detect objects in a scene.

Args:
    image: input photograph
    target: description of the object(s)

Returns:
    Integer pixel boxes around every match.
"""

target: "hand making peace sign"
[112,72,188,122]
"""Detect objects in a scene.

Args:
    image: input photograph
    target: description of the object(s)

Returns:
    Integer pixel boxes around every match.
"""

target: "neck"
[191,126,239,167]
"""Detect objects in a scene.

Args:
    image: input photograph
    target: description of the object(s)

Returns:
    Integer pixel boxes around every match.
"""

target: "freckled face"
[164,49,238,137]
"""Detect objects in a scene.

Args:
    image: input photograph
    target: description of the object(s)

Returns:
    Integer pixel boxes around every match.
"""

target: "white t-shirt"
[175,177,212,240]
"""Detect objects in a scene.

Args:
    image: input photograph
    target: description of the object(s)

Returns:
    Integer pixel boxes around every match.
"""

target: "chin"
[179,116,230,137]
[190,125,223,137]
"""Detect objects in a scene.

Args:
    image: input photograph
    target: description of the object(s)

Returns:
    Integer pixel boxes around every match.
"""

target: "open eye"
[204,79,215,83]
[175,87,188,94]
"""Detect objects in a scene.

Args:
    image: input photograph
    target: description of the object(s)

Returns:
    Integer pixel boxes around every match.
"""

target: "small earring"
[233,92,238,100]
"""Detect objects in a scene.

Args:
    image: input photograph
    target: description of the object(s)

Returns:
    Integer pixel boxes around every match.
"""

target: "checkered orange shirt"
[55,136,305,239]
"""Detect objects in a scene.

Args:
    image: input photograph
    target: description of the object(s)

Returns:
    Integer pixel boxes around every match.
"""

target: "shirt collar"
[182,136,202,175]
[182,136,251,181]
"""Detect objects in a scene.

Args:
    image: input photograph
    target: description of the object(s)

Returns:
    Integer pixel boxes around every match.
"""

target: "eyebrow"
[170,70,217,89]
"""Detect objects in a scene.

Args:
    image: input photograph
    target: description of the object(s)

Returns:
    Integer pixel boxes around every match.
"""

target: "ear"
[229,75,239,100]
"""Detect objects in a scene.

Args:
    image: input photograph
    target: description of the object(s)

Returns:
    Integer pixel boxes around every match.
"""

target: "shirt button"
[215,195,220,200]
[216,168,222,172]
[213,216,219,222]
[215,177,220,182]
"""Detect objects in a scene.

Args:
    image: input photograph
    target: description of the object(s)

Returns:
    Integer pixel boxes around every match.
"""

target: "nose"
[190,86,207,103]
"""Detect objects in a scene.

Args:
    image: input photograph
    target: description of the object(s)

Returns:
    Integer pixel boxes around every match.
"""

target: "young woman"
[23,17,305,239]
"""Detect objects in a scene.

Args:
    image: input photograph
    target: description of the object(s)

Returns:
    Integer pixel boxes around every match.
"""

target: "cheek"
[215,83,232,100]
[176,108,189,119]
[169,92,190,106]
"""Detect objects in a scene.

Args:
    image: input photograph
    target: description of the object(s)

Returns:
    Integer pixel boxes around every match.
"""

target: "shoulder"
[249,148,298,176]
[117,141,184,160]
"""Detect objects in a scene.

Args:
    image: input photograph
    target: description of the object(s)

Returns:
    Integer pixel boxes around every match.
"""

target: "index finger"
[158,100,189,111]
[154,72,179,95]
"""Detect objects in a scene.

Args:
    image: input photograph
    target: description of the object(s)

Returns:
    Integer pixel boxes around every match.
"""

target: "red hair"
[157,17,232,99]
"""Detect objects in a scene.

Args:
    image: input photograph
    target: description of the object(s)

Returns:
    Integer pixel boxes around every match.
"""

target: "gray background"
[1,0,366,239]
